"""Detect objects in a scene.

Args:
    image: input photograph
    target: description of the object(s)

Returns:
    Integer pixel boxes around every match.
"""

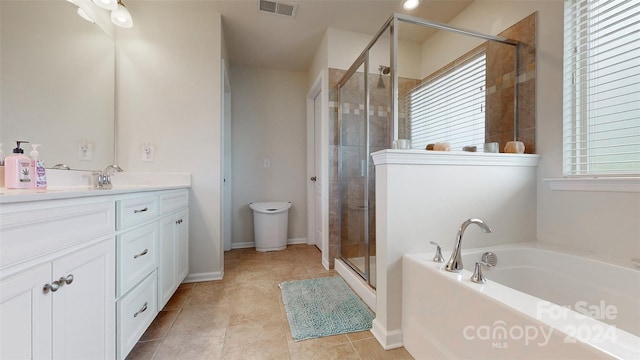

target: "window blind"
[406,52,486,151]
[563,0,640,176]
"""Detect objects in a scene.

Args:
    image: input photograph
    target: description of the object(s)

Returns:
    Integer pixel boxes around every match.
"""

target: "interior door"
[313,92,322,249]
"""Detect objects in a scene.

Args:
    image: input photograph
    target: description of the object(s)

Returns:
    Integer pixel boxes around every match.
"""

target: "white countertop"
[0,171,191,204]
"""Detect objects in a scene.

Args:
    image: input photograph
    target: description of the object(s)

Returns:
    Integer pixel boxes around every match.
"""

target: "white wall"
[230,65,308,247]
[326,27,422,79]
[308,30,329,86]
[116,1,224,280]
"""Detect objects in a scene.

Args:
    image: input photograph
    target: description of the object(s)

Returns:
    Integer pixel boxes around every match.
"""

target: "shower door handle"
[310,176,317,182]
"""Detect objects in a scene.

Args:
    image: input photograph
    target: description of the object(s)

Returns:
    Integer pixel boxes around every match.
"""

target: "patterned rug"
[280,276,374,341]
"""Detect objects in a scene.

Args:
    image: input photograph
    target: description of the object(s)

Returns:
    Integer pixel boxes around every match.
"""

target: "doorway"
[306,72,329,269]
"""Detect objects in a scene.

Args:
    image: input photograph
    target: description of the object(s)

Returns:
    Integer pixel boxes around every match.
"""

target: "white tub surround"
[403,242,640,359]
[370,150,540,349]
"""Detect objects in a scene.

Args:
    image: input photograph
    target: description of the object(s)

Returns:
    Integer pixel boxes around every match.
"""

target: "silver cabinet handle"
[60,274,74,285]
[133,207,148,214]
[42,274,73,293]
[43,281,60,293]
[133,302,148,318]
[134,249,148,259]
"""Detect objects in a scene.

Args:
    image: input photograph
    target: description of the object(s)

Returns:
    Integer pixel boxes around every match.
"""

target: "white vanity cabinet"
[0,186,190,360]
[158,190,189,309]
[115,189,189,359]
[115,194,159,360]
[0,199,116,360]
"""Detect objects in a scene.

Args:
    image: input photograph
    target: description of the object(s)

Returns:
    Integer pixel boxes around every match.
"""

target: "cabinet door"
[158,215,177,309]
[52,238,115,360]
[176,210,189,283]
[0,263,52,359]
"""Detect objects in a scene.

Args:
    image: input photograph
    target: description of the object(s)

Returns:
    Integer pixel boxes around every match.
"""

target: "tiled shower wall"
[485,12,537,153]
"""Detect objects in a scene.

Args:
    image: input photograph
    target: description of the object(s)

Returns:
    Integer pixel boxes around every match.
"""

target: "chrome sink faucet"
[445,218,492,273]
[93,164,124,189]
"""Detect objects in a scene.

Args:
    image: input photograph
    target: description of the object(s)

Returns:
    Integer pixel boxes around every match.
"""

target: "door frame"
[306,70,330,270]
[221,60,232,252]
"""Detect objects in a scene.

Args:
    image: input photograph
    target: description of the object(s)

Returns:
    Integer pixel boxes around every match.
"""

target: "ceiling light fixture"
[402,0,419,11]
[111,0,133,28]
[76,1,96,23]
[92,0,117,11]
[77,7,95,23]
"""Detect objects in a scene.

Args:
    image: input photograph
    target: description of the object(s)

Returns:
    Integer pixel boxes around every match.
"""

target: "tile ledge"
[544,177,640,193]
[371,149,540,167]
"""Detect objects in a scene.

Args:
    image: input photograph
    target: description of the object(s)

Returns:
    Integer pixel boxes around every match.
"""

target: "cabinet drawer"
[116,196,157,230]
[117,270,157,360]
[159,190,188,215]
[0,200,114,269]
[117,224,157,297]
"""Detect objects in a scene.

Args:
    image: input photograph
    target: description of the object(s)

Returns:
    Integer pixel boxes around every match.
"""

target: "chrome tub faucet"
[445,218,492,273]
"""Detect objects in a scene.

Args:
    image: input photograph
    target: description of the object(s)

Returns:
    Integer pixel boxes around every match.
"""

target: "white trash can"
[249,201,292,252]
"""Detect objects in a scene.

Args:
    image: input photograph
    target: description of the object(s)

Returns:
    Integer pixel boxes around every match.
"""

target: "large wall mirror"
[1,0,115,171]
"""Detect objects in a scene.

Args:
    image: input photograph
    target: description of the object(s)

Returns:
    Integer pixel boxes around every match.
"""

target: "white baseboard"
[230,242,255,249]
[183,271,223,283]
[287,237,308,245]
[335,258,376,311]
[322,257,330,270]
[230,238,309,250]
[371,318,403,350]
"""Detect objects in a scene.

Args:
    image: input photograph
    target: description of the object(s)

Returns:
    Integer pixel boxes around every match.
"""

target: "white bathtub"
[402,242,640,359]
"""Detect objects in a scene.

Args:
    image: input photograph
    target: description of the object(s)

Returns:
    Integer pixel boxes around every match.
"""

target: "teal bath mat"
[280,276,374,341]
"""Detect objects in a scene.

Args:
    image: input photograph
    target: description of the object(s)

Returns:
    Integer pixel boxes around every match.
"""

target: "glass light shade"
[92,0,117,11]
[111,3,133,28]
[402,0,419,10]
[76,3,96,23]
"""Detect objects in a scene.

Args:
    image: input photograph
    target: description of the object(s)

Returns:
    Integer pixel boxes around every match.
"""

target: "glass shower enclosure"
[337,14,521,289]
[337,22,393,289]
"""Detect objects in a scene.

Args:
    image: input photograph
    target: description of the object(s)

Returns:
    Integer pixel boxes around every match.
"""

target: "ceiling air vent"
[258,0,298,17]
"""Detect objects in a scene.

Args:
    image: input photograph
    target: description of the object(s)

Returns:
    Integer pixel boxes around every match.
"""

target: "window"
[407,51,486,151]
[563,0,640,176]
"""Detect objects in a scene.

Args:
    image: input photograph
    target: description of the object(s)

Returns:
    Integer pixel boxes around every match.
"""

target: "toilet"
[249,201,292,252]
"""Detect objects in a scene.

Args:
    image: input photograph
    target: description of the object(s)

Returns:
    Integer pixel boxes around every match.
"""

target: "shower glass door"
[337,21,392,289]
[338,61,371,284]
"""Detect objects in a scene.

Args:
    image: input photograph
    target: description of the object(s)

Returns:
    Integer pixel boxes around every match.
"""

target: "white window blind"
[407,51,486,151]
[563,0,640,176]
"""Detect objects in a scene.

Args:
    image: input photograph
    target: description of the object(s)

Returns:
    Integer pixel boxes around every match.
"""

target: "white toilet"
[249,201,292,252]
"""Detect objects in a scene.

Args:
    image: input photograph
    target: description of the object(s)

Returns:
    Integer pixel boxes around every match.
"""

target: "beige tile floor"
[126,244,414,360]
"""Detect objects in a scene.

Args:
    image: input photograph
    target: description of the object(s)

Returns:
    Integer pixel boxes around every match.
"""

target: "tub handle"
[471,261,493,284]
[429,241,444,263]
[471,262,486,284]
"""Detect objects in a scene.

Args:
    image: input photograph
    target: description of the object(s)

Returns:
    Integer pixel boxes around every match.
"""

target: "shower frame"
[336,13,519,287]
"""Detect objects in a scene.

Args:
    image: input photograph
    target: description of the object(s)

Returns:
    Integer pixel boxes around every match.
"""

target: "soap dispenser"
[5,141,32,189]
[0,143,5,188]
[30,144,47,189]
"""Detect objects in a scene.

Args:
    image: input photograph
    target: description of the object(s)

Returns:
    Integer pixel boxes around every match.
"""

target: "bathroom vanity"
[0,183,190,359]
